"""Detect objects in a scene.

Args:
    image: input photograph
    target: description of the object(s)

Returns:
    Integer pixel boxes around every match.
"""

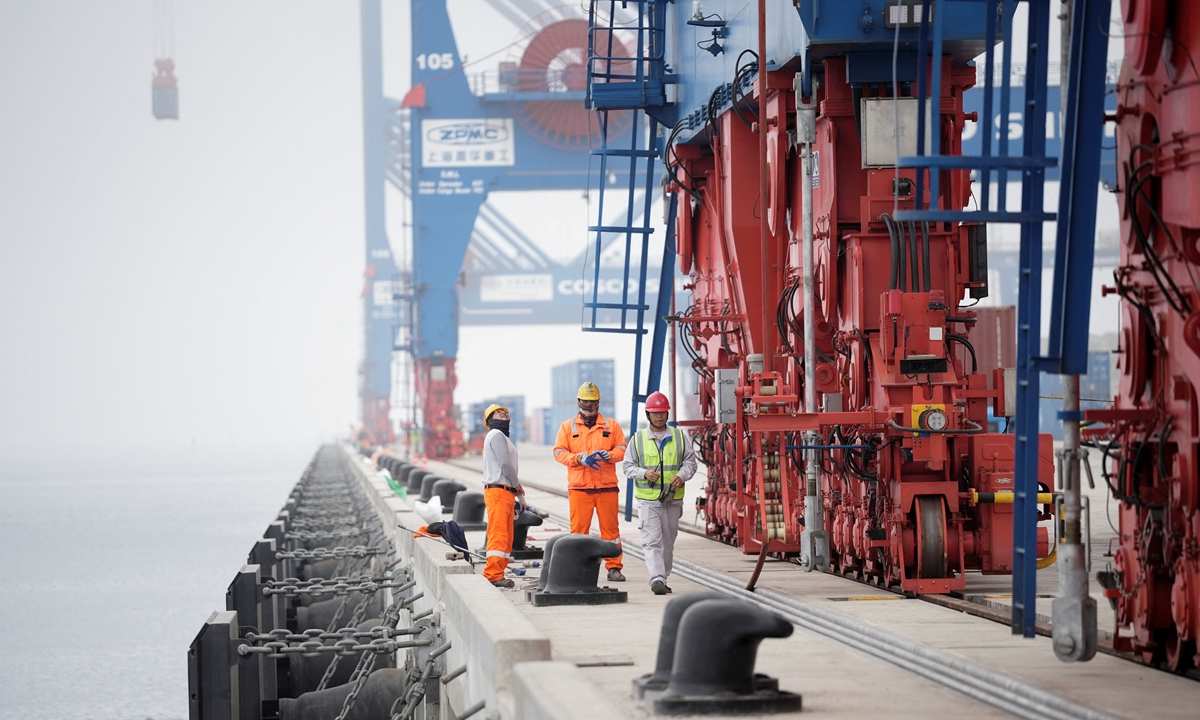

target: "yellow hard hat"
[577,382,601,401]
[483,404,509,422]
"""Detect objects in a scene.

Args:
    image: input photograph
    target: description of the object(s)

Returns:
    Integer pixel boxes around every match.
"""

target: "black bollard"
[396,464,415,487]
[418,474,442,502]
[451,491,488,532]
[511,510,544,560]
[652,599,801,715]
[529,534,627,607]
[631,592,727,699]
[279,667,406,720]
[405,469,429,493]
[524,532,568,602]
[430,478,465,511]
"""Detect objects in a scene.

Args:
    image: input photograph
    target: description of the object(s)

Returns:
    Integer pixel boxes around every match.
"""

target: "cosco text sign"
[421,119,515,168]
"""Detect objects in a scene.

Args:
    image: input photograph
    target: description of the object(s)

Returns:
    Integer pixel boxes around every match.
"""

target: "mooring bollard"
[396,463,416,487]
[652,599,802,715]
[418,474,442,502]
[430,478,466,512]
[511,510,544,560]
[632,592,728,700]
[451,491,488,531]
[406,468,429,493]
[525,532,568,602]
[529,534,627,606]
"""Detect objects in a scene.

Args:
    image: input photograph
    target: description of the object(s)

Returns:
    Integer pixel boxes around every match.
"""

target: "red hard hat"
[645,392,671,412]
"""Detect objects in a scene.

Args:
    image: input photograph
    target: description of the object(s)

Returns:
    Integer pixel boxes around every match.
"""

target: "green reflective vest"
[632,427,686,500]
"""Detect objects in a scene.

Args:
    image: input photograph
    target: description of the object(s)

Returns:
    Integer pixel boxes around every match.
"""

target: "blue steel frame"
[894,0,1054,638]
[1047,0,1109,374]
[586,0,678,520]
[359,0,636,441]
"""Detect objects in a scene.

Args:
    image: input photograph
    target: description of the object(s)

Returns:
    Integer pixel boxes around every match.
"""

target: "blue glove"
[597,450,611,462]
[583,453,602,470]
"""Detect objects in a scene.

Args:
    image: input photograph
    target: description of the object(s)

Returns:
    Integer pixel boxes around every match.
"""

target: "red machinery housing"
[1089,0,1200,670]
[669,58,1053,595]
[415,357,463,460]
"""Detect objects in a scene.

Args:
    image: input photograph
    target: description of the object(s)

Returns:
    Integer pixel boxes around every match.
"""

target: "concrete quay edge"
[344,447,627,719]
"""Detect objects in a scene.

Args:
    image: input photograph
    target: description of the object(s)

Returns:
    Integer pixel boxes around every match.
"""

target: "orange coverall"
[553,413,627,569]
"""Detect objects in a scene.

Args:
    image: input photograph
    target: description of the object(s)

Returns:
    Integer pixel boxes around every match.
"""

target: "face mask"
[488,418,511,437]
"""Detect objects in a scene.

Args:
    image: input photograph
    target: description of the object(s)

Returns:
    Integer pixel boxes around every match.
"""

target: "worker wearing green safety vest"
[622,392,697,595]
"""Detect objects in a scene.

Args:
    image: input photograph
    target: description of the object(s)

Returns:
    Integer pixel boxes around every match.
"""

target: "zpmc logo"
[428,123,509,145]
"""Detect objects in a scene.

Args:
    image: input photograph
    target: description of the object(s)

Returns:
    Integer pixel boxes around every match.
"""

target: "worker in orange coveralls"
[552,382,628,581]
[481,404,525,588]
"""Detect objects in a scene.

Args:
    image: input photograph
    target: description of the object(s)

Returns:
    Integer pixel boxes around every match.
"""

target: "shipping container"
[1036,351,1113,440]
[551,359,616,425]
[969,306,1016,378]
[467,395,526,442]
[526,407,554,446]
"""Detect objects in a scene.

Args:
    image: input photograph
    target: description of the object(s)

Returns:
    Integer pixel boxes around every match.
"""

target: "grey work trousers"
[638,498,683,585]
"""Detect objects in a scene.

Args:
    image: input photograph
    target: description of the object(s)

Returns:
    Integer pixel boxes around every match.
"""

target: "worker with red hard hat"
[622,391,696,594]
[553,381,628,581]
[481,404,525,588]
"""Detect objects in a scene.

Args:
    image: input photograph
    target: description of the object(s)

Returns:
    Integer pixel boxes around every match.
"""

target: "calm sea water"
[0,445,315,720]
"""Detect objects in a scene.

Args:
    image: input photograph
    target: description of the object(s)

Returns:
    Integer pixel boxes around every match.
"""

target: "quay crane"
[358,0,636,456]
[585,0,1200,668]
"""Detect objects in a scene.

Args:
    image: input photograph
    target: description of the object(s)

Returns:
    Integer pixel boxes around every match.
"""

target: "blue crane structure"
[358,0,639,456]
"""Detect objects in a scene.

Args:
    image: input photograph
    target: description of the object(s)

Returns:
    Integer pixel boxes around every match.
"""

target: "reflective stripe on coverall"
[483,487,514,582]
[631,427,686,501]
[553,413,626,568]
[568,490,623,570]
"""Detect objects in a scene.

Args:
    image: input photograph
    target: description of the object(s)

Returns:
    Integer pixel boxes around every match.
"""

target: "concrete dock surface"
[401,443,1200,720]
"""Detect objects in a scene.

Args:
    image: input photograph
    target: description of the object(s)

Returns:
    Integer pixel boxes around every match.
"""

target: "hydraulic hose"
[907,220,921,292]
[920,221,931,292]
[886,215,899,290]
[946,333,978,372]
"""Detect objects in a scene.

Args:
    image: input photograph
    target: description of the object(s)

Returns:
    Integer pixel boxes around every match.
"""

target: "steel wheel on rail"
[1165,630,1196,673]
[915,495,949,579]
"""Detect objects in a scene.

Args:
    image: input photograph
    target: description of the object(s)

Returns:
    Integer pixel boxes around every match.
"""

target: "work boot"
[491,578,515,589]
[650,580,669,595]
[607,568,626,582]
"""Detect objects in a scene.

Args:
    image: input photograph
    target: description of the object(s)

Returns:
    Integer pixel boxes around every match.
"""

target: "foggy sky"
[1,2,369,459]
[0,2,1128,462]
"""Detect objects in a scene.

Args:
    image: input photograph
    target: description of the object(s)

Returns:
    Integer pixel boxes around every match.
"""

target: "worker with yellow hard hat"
[481,403,525,589]
[552,382,628,581]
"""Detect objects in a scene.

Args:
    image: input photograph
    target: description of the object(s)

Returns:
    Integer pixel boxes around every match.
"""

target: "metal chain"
[317,591,377,691]
[238,635,431,659]
[285,528,365,541]
[275,546,383,561]
[243,625,420,645]
[261,576,410,598]
[333,649,377,720]
[392,641,451,720]
[291,516,358,529]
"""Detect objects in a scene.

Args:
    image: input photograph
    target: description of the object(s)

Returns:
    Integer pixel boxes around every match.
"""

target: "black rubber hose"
[907,220,920,293]
[946,333,977,372]
[920,221,931,292]
[883,214,903,291]
[890,221,900,291]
